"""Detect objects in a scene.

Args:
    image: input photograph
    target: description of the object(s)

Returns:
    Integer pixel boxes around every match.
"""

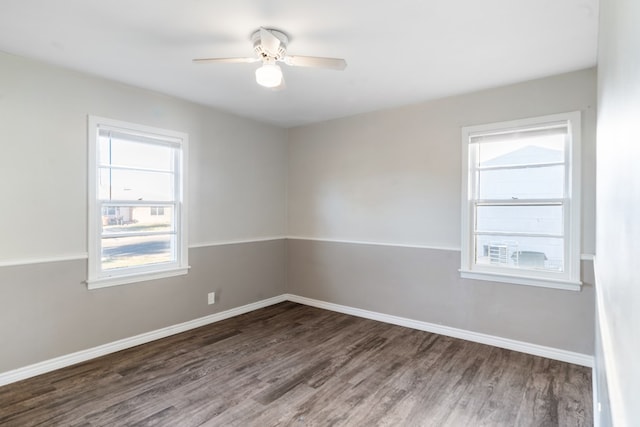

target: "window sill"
[87,266,190,290]
[459,269,582,291]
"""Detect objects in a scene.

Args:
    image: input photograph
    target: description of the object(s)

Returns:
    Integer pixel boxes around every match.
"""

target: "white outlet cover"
[207,292,216,304]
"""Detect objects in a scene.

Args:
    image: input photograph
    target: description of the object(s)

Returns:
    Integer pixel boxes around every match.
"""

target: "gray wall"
[287,69,597,356]
[595,0,640,424]
[0,52,288,373]
[0,241,286,372]
[0,52,288,260]
[288,68,596,255]
[287,240,594,355]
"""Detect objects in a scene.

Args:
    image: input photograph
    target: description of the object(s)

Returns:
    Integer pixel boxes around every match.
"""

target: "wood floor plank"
[0,302,592,426]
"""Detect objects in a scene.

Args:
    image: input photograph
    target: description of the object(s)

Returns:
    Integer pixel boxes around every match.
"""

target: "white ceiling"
[0,0,598,128]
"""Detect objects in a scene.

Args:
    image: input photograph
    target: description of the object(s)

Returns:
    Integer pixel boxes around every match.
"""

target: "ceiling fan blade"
[260,27,282,56]
[192,57,259,64]
[283,56,347,70]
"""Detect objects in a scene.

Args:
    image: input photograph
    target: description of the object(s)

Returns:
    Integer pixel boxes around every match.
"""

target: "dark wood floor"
[0,302,592,426]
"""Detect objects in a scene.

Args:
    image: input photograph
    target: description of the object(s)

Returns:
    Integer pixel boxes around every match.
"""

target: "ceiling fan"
[193,27,347,89]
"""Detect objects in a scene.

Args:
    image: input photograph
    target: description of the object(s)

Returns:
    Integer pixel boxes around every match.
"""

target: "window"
[88,116,188,289]
[460,112,581,290]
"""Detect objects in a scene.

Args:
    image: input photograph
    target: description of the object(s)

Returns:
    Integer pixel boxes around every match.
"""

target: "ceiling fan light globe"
[255,63,283,88]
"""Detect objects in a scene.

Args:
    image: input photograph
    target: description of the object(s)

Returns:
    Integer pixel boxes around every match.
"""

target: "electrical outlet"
[207,292,216,305]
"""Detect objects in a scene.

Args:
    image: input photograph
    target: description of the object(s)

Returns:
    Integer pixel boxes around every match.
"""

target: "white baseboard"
[284,294,594,368]
[0,292,593,388]
[0,295,287,387]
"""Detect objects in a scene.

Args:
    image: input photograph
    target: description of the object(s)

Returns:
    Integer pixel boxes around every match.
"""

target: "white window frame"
[460,112,581,291]
[87,116,189,289]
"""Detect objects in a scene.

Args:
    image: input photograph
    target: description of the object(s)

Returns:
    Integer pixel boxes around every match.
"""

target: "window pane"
[478,133,564,168]
[102,206,174,235]
[98,168,174,201]
[478,165,564,199]
[475,235,564,272]
[99,135,174,170]
[476,205,563,235]
[101,234,175,270]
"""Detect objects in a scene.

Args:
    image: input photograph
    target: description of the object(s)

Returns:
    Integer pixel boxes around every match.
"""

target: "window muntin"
[461,112,581,289]
[88,117,188,289]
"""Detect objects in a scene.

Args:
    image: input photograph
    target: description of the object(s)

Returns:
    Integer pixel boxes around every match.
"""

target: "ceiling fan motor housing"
[252,28,288,60]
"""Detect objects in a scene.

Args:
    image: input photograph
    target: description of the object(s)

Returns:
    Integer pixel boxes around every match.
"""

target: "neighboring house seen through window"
[150,207,165,216]
[460,112,581,290]
[87,116,188,289]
